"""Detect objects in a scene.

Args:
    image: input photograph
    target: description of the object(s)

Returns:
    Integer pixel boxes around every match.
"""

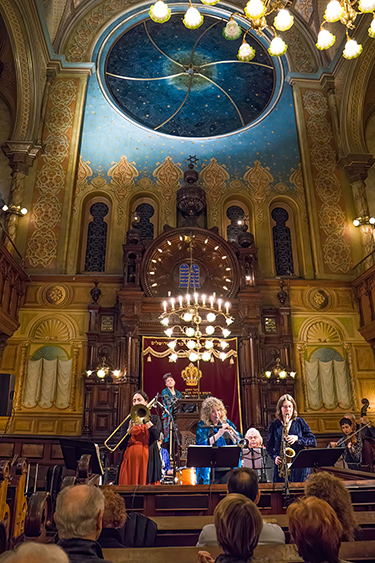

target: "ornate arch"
[298,316,346,343]
[0,0,42,141]
[28,314,79,342]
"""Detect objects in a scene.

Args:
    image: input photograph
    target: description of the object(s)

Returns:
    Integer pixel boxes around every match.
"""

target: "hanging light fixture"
[85,357,122,381]
[264,357,296,380]
[160,293,234,363]
[317,0,375,59]
[148,0,294,57]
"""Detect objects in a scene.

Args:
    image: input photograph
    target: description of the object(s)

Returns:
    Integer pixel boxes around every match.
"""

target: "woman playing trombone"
[118,390,162,485]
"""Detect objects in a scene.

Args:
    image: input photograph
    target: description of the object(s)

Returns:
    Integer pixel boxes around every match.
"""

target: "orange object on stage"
[175,467,196,486]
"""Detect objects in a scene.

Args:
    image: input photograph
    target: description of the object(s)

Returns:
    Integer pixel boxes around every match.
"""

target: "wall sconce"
[2,204,28,216]
[265,357,296,380]
[86,356,121,381]
[353,216,375,227]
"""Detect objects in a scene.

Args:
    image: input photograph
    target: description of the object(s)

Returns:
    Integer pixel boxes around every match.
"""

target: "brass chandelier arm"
[196,73,245,127]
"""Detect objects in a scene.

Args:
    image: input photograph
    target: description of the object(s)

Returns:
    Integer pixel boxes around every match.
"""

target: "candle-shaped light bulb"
[171,298,175,310]
[210,295,214,307]
[218,299,222,310]
[194,292,198,303]
[225,302,230,313]
[163,301,167,312]
[179,295,183,307]
[202,294,206,306]
[186,294,191,305]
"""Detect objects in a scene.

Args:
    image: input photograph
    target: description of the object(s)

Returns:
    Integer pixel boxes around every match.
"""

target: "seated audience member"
[98,488,127,549]
[199,494,263,563]
[0,543,68,563]
[55,484,112,563]
[242,428,273,482]
[197,467,285,547]
[158,433,173,476]
[304,471,358,541]
[287,496,351,563]
[329,416,362,470]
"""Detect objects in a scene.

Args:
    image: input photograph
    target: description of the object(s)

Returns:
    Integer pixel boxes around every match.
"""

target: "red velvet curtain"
[142,337,242,430]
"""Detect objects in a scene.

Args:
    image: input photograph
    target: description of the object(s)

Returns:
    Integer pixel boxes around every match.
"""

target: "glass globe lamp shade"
[222,328,231,338]
[183,6,204,29]
[149,1,171,23]
[265,370,272,378]
[226,317,234,325]
[201,0,220,5]
[220,340,229,349]
[274,9,294,31]
[268,37,287,56]
[189,351,199,362]
[183,312,193,322]
[185,327,195,337]
[343,39,363,59]
[219,352,227,361]
[316,29,336,49]
[187,340,196,349]
[290,371,296,378]
[113,370,121,377]
[359,0,375,12]
[279,370,287,379]
[223,19,242,40]
[165,328,173,337]
[202,351,211,361]
[237,41,255,61]
[205,340,214,349]
[369,17,375,37]
[97,369,106,378]
[353,218,360,226]
[168,341,177,349]
[206,325,215,335]
[86,370,92,376]
[245,0,266,19]
[370,217,375,224]
[21,207,28,215]
[170,353,178,362]
[207,312,216,322]
[324,0,344,22]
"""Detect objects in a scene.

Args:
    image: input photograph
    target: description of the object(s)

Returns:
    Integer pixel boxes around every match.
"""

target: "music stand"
[290,447,345,471]
[59,438,104,476]
[186,445,241,484]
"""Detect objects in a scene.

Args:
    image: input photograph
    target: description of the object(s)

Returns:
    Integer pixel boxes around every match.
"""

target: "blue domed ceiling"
[102,15,278,138]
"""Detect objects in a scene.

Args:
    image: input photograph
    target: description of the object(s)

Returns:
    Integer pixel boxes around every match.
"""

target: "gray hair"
[245,427,263,445]
[55,484,104,539]
[0,542,68,563]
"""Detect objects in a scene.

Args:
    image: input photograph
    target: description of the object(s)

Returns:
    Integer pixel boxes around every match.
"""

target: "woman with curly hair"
[266,394,316,483]
[98,488,127,548]
[287,496,351,563]
[304,471,358,541]
[196,397,241,484]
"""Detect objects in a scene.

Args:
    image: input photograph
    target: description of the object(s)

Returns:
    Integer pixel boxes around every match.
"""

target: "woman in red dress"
[118,390,162,485]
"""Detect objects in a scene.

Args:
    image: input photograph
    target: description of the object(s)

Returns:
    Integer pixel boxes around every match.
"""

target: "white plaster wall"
[0,98,12,204]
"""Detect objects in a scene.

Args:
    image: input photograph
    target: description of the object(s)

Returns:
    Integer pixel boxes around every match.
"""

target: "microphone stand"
[155,397,180,482]
[259,449,267,483]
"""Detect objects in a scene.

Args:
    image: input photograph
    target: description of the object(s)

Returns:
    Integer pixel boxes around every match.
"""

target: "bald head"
[0,543,68,563]
[55,485,104,540]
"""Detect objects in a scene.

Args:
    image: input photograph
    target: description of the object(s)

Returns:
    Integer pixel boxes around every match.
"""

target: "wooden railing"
[0,239,28,343]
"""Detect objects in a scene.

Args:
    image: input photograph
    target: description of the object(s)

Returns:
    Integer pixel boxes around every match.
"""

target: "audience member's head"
[102,487,127,529]
[214,493,262,560]
[55,484,104,541]
[0,542,68,563]
[287,496,343,563]
[245,428,263,447]
[227,468,260,504]
[304,471,357,541]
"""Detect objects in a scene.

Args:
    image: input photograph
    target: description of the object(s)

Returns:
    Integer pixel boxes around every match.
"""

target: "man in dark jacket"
[55,484,112,563]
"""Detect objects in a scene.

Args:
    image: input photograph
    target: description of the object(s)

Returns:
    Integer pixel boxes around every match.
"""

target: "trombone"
[104,395,158,453]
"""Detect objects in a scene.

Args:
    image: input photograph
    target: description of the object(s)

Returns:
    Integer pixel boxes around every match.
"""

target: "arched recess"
[222,197,254,245]
[79,194,112,273]
[128,193,160,239]
[18,315,80,412]
[0,0,43,141]
[297,317,356,412]
[269,198,301,278]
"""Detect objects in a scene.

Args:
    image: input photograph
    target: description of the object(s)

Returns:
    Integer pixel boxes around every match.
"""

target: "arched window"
[271,207,294,276]
[226,206,246,243]
[84,201,109,272]
[132,203,155,243]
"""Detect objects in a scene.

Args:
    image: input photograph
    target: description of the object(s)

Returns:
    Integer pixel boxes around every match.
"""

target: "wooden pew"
[103,542,375,562]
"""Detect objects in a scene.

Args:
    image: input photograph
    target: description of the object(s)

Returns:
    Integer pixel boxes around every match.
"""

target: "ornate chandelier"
[160,292,234,363]
[149,0,294,58]
[317,0,375,59]
[264,357,296,380]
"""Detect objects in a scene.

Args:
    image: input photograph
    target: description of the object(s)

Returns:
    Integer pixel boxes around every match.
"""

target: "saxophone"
[278,414,296,479]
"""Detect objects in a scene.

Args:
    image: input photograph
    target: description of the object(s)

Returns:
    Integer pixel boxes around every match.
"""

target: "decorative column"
[340,154,375,256]
[239,326,261,429]
[1,143,41,252]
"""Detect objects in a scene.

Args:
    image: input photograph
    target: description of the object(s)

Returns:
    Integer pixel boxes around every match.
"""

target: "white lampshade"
[222,328,231,337]
[97,369,105,378]
[202,351,211,362]
[316,29,336,49]
[165,328,173,337]
[359,0,375,12]
[205,340,214,349]
[149,1,171,23]
[220,340,229,349]
[170,353,178,362]
[183,6,203,29]
[324,0,344,22]
[206,325,215,335]
[161,317,169,326]
[189,351,199,362]
[223,19,242,40]
[187,340,196,349]
[268,37,287,56]
[343,39,363,59]
[369,17,375,37]
[207,312,216,322]
[219,352,227,361]
[353,219,360,226]
[274,9,294,31]
[183,312,193,322]
[186,327,195,337]
[237,41,255,61]
[168,341,176,349]
[245,0,266,19]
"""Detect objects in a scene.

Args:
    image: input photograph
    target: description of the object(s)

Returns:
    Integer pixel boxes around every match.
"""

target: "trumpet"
[104,395,158,452]
[220,418,243,445]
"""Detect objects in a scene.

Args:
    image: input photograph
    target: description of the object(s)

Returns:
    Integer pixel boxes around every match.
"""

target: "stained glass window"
[85,202,109,272]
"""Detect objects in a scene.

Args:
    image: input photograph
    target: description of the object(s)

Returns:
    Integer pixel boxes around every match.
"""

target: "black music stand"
[186,445,241,484]
[242,448,272,483]
[290,447,345,471]
[59,438,104,476]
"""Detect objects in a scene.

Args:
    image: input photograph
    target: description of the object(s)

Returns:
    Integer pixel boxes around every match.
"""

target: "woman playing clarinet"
[266,394,316,483]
